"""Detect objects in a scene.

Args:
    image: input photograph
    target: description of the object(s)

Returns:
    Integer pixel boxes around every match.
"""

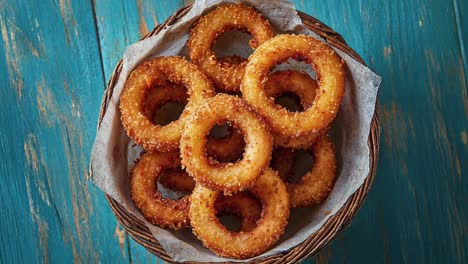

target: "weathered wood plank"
[92,0,183,263]
[0,0,128,262]
[298,0,468,263]
[2,0,466,263]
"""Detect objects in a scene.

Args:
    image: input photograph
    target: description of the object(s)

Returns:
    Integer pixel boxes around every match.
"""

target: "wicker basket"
[98,5,380,263]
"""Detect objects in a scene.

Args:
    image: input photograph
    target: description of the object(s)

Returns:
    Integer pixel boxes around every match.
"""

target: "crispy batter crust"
[142,80,245,162]
[270,136,337,208]
[265,70,324,148]
[120,56,215,152]
[188,3,274,92]
[158,171,261,231]
[242,34,345,137]
[180,94,273,194]
[130,151,190,229]
[189,168,290,259]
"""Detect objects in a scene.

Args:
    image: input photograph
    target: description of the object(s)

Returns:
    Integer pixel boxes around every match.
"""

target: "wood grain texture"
[91,1,183,263]
[0,0,127,262]
[0,0,466,263]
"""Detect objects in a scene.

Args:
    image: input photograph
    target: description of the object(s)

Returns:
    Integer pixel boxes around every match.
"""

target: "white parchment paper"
[90,0,382,262]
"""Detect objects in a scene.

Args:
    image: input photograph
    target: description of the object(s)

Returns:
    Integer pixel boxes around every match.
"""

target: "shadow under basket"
[96,5,380,264]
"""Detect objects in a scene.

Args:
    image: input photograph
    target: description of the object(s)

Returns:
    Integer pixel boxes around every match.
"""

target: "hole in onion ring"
[274,92,303,112]
[206,122,246,163]
[290,150,314,183]
[218,215,243,232]
[209,123,232,139]
[151,101,186,126]
[271,59,317,79]
[214,192,261,232]
[158,168,193,199]
[142,83,189,126]
[213,31,253,60]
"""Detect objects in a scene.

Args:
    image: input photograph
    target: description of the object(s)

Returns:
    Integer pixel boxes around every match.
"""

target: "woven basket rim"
[97,5,380,264]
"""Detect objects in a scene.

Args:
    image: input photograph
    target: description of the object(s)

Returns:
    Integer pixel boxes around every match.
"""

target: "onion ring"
[242,34,345,138]
[271,136,337,208]
[188,3,274,92]
[158,170,261,232]
[180,94,272,194]
[130,151,190,229]
[142,81,245,162]
[189,168,289,259]
[120,56,215,152]
[264,70,323,148]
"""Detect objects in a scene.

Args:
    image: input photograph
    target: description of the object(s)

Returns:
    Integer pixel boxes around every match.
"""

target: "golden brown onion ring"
[188,3,274,92]
[180,94,272,194]
[271,136,337,208]
[189,168,289,259]
[120,56,215,152]
[130,151,190,229]
[143,81,245,162]
[158,170,261,232]
[242,34,345,138]
[264,70,323,148]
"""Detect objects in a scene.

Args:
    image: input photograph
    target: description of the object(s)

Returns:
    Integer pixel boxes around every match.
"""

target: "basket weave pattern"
[99,6,380,263]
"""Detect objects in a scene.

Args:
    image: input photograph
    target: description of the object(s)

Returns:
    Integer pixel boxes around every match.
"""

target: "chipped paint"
[114,224,127,257]
[136,0,149,36]
[24,134,51,206]
[24,134,51,263]
[1,17,24,98]
[36,77,60,127]
[383,47,392,58]
[58,0,75,44]
[149,8,159,26]
[61,120,97,262]
[461,131,467,145]
[6,20,41,57]
[381,102,409,153]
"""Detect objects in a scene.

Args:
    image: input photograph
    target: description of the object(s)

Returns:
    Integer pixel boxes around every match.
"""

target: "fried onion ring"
[143,81,245,162]
[271,136,337,208]
[158,170,261,232]
[189,168,289,259]
[188,3,274,92]
[180,94,272,194]
[264,70,323,148]
[130,151,190,229]
[120,56,215,152]
[242,34,345,138]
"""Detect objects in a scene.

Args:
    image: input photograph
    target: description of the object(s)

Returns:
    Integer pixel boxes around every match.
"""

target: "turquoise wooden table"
[1,0,466,263]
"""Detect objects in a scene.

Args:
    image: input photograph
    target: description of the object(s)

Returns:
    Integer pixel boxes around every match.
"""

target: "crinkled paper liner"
[90,0,382,262]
